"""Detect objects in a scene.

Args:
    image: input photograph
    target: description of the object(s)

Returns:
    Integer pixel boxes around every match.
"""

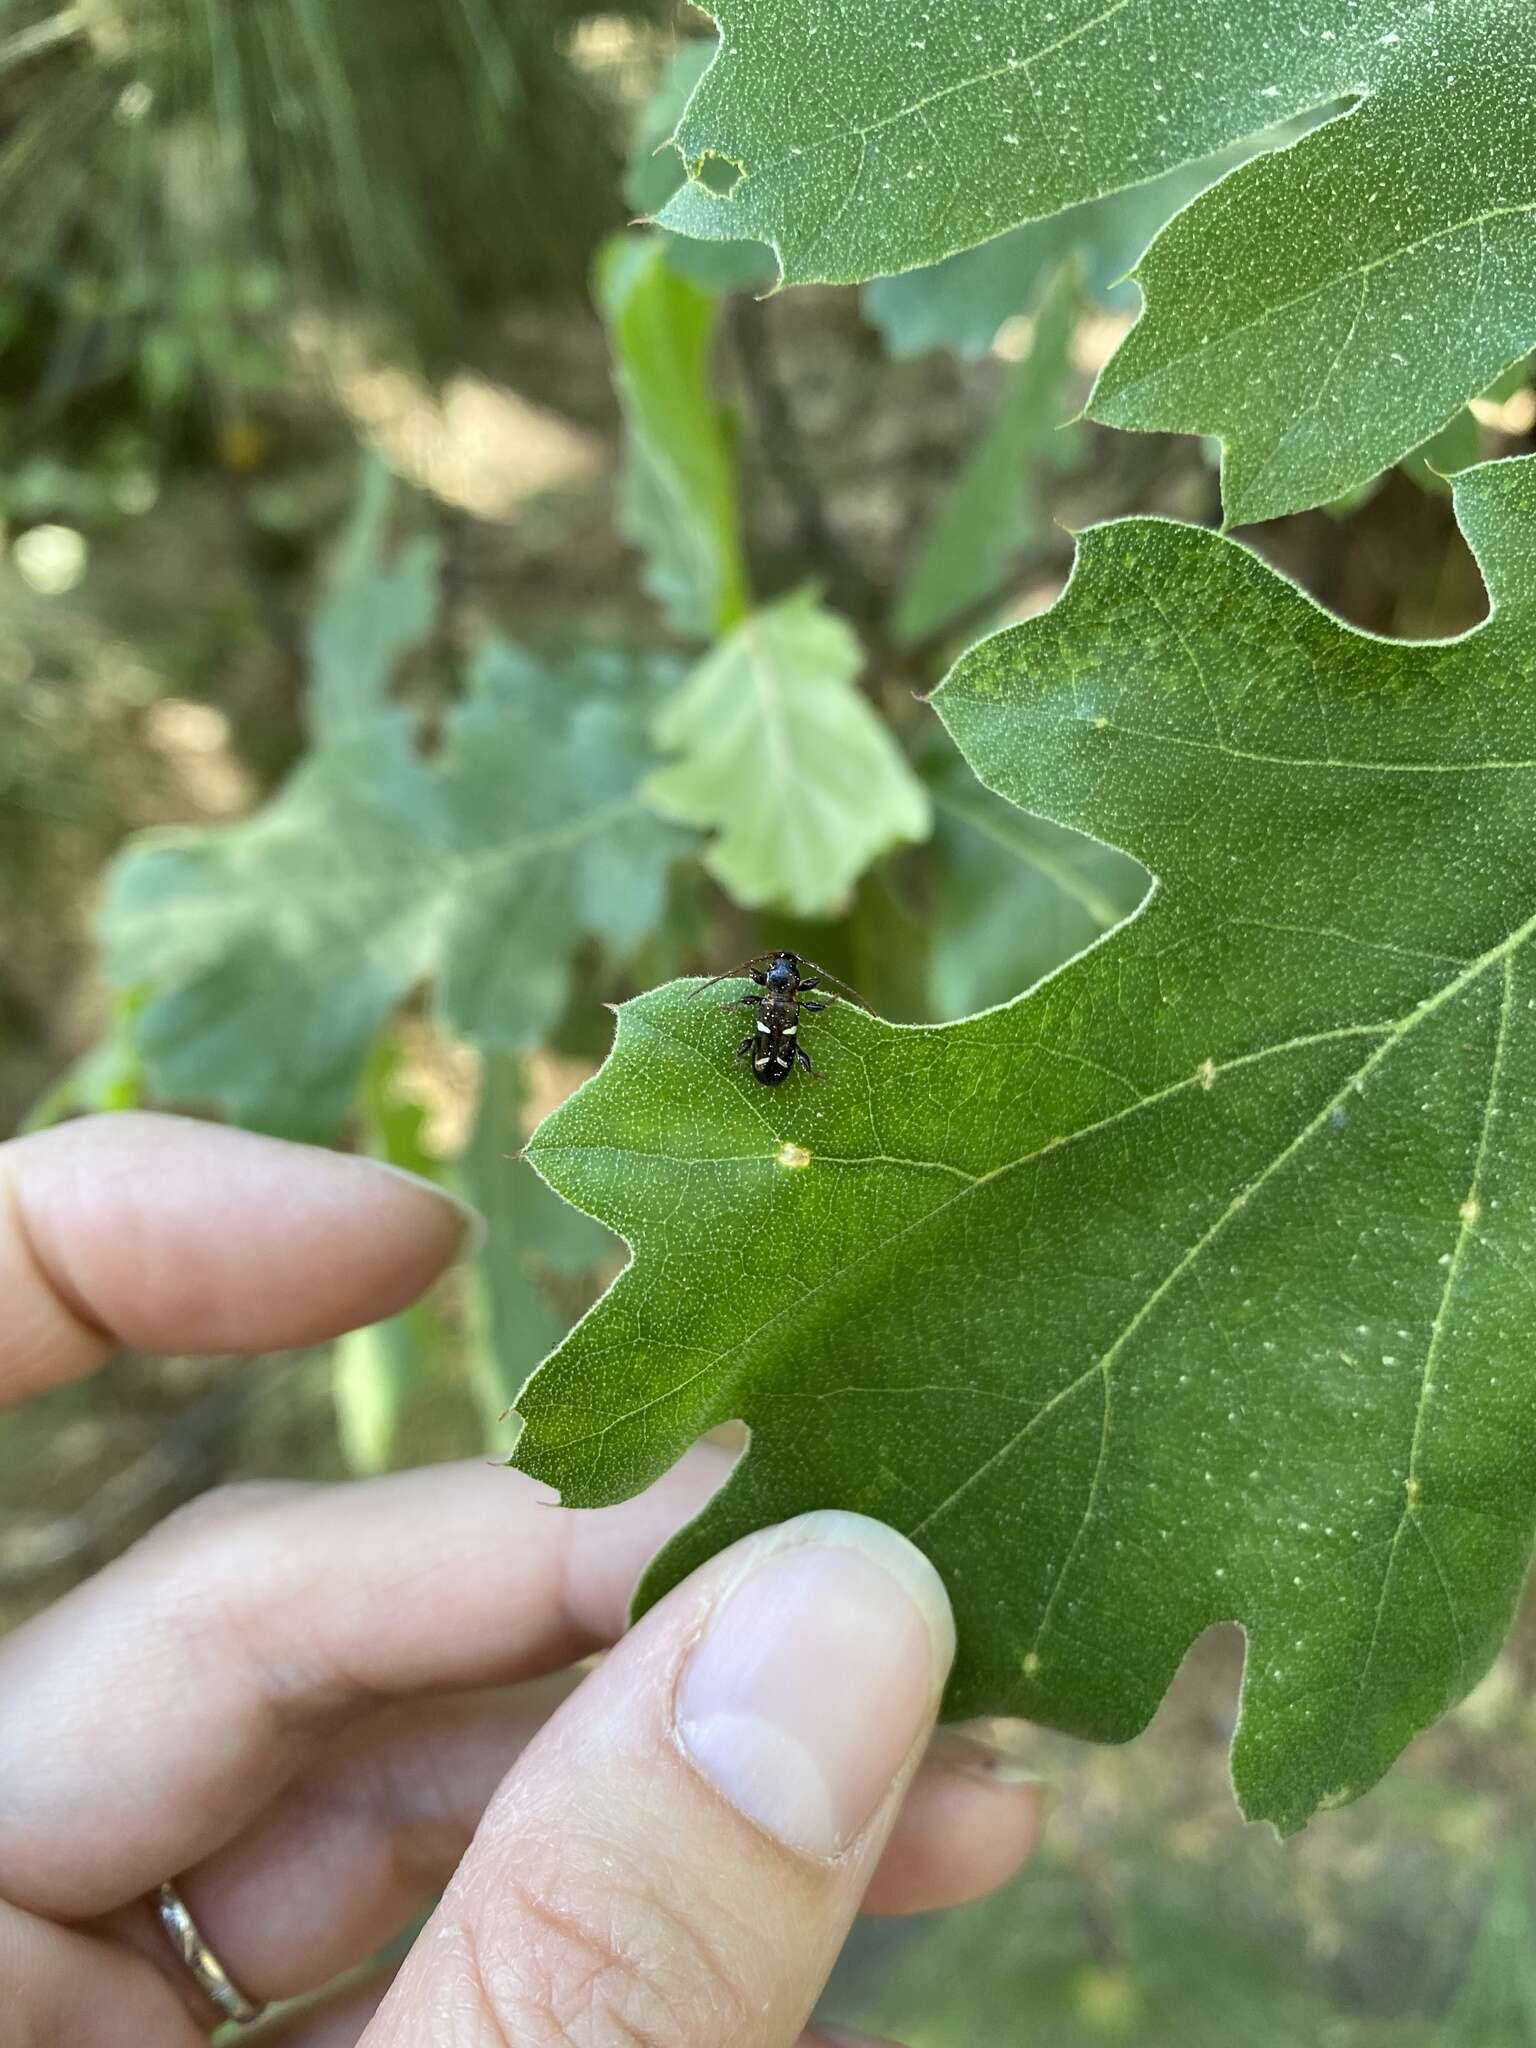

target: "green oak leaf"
[1088,6,1536,524]
[658,1,1399,279]
[517,456,1536,1832]
[663,2,1536,524]
[100,643,690,1138]
[598,233,750,640]
[643,587,932,917]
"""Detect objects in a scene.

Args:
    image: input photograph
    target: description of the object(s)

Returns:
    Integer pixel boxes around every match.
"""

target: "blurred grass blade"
[333,1317,425,1476]
[598,232,748,640]
[1,0,651,395]
[331,1038,442,1474]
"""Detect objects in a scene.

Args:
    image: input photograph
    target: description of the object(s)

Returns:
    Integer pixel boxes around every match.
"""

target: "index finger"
[0,1111,476,1405]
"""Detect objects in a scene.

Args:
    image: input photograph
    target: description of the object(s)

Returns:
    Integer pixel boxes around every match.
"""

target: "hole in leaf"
[692,149,745,197]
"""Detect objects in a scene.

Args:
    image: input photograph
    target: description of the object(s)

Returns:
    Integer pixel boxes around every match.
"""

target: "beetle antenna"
[687,952,775,998]
[796,957,872,1009]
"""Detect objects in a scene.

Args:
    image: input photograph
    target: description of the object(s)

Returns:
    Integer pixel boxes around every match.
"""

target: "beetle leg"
[799,1000,826,1013]
[797,976,820,991]
[736,1036,755,1061]
[718,995,757,1009]
[795,1047,817,1077]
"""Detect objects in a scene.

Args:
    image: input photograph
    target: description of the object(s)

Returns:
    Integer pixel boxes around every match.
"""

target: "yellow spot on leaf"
[777,1142,811,1170]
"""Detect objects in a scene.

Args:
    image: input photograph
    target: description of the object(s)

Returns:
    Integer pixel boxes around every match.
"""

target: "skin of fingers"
[363,1513,955,2048]
[2,1910,906,2048]
[860,1758,1041,1915]
[0,1450,731,1918]
[93,1682,580,2002]
[0,1413,1040,1941]
[0,1110,1037,2038]
[254,1971,899,2048]
[97,1687,1039,2004]
[0,1112,475,1406]
[0,1898,205,2048]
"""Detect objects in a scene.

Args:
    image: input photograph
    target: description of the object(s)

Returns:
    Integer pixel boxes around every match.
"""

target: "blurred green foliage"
[0,0,667,489]
[824,1834,1536,2047]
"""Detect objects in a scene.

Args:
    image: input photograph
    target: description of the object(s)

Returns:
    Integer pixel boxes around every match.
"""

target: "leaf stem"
[728,293,885,633]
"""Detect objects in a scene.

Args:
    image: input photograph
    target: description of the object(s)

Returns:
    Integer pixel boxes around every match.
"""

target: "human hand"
[0,1112,1041,2046]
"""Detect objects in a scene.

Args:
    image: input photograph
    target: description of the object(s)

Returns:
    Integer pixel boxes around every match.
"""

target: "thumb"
[362,1511,954,2048]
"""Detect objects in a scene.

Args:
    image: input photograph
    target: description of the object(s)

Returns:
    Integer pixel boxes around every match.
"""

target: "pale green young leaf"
[517,459,1536,1832]
[100,645,690,1138]
[665,3,1536,523]
[643,587,932,917]
[598,233,749,639]
[892,264,1079,649]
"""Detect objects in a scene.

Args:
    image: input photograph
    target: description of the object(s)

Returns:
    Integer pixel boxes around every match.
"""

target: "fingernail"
[361,1160,488,1263]
[929,1717,1043,1787]
[675,1511,955,1859]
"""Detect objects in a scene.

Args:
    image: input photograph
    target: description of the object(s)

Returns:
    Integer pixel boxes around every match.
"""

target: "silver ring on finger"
[150,1879,268,2027]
